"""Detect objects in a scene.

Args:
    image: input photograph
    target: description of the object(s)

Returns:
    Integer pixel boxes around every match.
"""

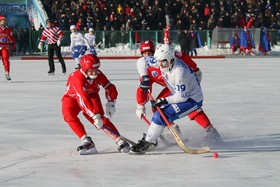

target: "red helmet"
[140,40,155,54]
[80,54,100,72]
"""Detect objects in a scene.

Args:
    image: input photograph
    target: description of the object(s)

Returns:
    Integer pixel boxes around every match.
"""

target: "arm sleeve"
[98,71,118,101]
[175,51,199,72]
[136,57,148,77]
[40,30,47,43]
[57,28,64,40]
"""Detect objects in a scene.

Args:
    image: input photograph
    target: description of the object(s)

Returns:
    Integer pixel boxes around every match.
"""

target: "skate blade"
[79,148,98,155]
[129,150,146,155]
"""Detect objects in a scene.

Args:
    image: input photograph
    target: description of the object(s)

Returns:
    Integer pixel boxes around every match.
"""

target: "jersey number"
[176,85,186,92]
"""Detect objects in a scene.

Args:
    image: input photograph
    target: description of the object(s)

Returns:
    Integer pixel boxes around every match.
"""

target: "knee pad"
[188,108,203,120]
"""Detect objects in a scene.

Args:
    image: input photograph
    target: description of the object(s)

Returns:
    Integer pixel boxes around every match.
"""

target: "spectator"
[230,33,241,55]
[240,26,255,55]
[258,27,271,55]
[189,29,203,56]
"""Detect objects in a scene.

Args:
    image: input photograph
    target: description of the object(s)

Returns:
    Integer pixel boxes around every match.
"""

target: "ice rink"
[0,57,279,187]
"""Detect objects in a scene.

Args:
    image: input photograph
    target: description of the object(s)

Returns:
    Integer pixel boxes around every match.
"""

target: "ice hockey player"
[61,54,130,155]
[0,16,16,81]
[131,44,221,154]
[135,41,211,147]
[70,25,90,69]
[84,28,97,56]
[38,19,66,75]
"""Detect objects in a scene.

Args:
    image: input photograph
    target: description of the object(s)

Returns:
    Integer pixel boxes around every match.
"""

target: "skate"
[142,133,157,151]
[130,134,157,154]
[62,69,66,74]
[75,64,81,69]
[77,136,98,155]
[204,126,223,145]
[5,73,11,81]
[116,138,130,153]
[48,70,55,75]
[130,139,152,154]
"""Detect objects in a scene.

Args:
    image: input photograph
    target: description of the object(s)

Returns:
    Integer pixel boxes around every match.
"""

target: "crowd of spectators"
[40,0,280,32]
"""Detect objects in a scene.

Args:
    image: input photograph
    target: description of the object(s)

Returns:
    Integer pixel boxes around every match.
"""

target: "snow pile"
[61,43,280,56]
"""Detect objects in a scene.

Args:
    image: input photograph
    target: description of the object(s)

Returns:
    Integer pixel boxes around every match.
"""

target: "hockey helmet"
[89,28,94,32]
[140,40,155,55]
[80,54,100,73]
[46,19,51,24]
[154,44,175,72]
[0,16,7,20]
[70,25,77,30]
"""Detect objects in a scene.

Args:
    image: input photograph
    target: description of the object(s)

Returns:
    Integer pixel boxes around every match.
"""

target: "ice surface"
[0,57,279,187]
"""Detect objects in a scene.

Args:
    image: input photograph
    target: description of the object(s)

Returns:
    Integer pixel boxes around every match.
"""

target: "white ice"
[0,57,279,187]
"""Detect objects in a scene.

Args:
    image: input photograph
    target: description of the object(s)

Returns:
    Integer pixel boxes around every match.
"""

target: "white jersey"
[70,32,88,48]
[136,56,158,77]
[162,58,203,104]
[84,33,96,46]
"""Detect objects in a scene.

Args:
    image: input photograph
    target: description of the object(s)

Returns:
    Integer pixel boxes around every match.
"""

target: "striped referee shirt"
[40,26,64,44]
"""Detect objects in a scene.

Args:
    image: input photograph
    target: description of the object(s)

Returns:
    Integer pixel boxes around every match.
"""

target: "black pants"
[48,44,66,73]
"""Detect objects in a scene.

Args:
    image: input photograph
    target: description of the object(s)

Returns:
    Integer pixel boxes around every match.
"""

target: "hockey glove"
[92,114,103,129]
[105,101,116,118]
[139,75,150,93]
[136,105,146,119]
[57,39,61,47]
[153,98,168,108]
[38,43,43,51]
[194,69,202,84]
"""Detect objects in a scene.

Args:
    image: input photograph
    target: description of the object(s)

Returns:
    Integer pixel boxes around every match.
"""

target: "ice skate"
[204,126,223,145]
[75,64,81,69]
[77,136,98,155]
[130,134,157,154]
[116,138,130,153]
[48,70,55,75]
[5,73,11,81]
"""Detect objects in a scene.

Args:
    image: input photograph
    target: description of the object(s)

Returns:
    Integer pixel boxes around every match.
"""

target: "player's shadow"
[210,133,280,153]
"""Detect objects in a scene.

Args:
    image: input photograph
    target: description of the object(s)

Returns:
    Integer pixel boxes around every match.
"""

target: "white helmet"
[89,28,94,32]
[70,25,76,30]
[154,44,175,72]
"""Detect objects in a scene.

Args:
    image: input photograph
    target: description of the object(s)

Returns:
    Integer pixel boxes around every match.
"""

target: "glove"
[11,44,16,52]
[38,42,43,50]
[139,75,150,93]
[105,101,116,118]
[194,69,202,84]
[57,39,61,46]
[135,105,146,119]
[153,98,168,108]
[92,114,103,129]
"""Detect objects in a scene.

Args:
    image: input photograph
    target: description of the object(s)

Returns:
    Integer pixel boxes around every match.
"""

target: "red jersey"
[136,51,199,105]
[0,25,15,49]
[62,69,118,117]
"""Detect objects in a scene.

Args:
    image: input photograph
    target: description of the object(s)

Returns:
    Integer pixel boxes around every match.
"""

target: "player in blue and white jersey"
[70,25,90,69]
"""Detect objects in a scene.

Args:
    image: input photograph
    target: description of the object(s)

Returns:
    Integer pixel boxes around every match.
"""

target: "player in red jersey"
[136,41,219,144]
[61,54,130,155]
[0,16,16,81]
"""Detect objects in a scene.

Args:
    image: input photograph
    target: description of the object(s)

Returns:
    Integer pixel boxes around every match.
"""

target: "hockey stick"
[93,41,102,47]
[142,115,174,146]
[147,92,210,154]
[56,50,71,63]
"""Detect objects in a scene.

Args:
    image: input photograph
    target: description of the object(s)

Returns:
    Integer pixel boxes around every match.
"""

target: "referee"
[38,19,66,75]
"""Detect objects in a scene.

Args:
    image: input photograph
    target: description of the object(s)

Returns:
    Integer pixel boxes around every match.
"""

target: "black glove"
[139,75,150,93]
[153,98,168,108]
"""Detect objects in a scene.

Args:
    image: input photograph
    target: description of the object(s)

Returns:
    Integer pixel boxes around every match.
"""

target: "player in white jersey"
[70,25,90,69]
[131,44,221,154]
[84,28,97,56]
